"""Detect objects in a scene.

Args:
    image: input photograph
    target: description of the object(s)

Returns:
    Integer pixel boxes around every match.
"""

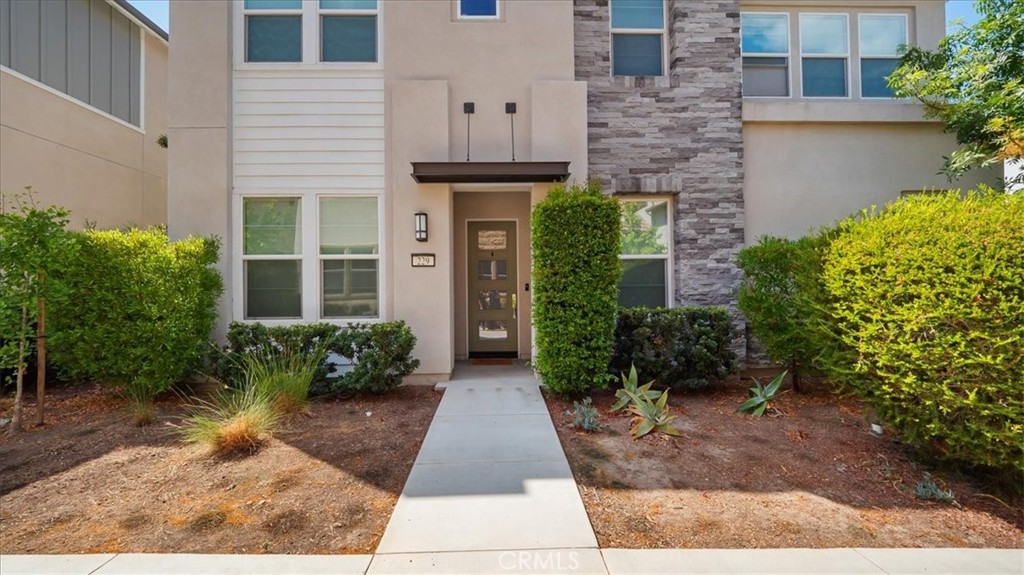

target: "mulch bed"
[0,382,441,554]
[546,378,1024,549]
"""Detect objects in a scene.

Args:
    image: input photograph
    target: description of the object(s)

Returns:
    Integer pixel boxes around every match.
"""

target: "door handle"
[511,293,517,320]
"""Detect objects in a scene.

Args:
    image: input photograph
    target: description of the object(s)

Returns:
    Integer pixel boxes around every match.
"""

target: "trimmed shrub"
[215,320,419,396]
[334,321,420,394]
[214,322,341,385]
[532,182,621,396]
[819,190,1024,474]
[736,235,825,390]
[49,229,222,404]
[611,307,736,391]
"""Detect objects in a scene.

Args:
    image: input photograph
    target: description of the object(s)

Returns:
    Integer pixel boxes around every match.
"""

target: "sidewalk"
[3,548,1021,574]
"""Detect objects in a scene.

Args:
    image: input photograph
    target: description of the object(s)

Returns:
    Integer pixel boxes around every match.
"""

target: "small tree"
[531,181,621,396]
[888,0,1023,185]
[0,191,77,433]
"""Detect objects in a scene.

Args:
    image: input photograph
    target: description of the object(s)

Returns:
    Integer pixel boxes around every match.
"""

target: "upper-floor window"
[320,0,378,62]
[245,0,302,63]
[0,0,144,126]
[859,14,907,98]
[741,13,790,97]
[800,14,849,98]
[618,199,671,308]
[243,0,379,64]
[459,0,499,19]
[610,0,665,77]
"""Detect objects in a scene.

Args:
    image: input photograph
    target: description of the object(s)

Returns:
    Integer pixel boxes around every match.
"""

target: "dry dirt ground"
[0,383,440,554]
[546,378,1024,549]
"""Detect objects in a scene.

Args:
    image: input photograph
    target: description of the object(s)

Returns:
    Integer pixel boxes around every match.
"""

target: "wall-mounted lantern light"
[415,211,428,242]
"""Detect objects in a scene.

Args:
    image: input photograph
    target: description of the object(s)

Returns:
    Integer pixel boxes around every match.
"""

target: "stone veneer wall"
[575,0,747,361]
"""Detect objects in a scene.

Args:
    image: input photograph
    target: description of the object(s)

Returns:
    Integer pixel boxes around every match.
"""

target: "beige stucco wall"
[167,0,232,337]
[384,1,586,376]
[743,122,1002,241]
[0,32,167,229]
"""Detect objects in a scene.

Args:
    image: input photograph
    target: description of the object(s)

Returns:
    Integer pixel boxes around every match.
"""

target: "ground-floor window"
[240,194,382,322]
[618,198,671,308]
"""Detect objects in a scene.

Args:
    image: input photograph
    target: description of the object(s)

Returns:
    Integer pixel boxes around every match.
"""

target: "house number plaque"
[411,253,436,267]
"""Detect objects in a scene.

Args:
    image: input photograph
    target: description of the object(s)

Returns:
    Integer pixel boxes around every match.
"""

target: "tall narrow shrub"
[532,182,621,396]
[50,228,223,406]
[819,190,1024,474]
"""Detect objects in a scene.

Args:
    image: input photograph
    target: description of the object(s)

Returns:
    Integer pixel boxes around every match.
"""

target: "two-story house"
[1,0,168,229]
[167,0,999,381]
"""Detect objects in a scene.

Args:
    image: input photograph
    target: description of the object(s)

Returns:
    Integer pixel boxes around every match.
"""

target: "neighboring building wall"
[575,0,746,355]
[740,0,1002,242]
[0,0,167,229]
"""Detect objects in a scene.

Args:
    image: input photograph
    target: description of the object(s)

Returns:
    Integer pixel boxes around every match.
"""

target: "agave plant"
[624,388,681,439]
[736,370,788,417]
[610,364,663,412]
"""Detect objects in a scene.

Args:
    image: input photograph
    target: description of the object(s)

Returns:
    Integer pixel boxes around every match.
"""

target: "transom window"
[459,0,500,19]
[618,199,671,308]
[800,14,849,98]
[241,196,381,321]
[243,0,379,64]
[741,13,790,97]
[859,14,907,98]
[610,0,666,77]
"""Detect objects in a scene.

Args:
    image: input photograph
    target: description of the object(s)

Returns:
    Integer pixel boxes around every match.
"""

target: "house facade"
[168,0,999,380]
[0,0,168,229]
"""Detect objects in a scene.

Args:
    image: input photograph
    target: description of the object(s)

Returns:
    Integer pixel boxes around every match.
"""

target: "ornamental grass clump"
[241,347,325,416]
[181,384,280,454]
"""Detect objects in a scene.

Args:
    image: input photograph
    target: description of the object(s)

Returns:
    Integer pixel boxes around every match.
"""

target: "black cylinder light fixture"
[415,211,428,242]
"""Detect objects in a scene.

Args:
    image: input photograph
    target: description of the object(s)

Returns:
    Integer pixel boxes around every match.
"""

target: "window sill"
[742,99,937,123]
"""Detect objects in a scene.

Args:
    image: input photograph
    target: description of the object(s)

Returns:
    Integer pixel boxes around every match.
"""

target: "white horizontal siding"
[233,70,385,192]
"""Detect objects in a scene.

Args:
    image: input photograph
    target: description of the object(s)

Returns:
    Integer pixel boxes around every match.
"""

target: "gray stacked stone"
[574,0,747,362]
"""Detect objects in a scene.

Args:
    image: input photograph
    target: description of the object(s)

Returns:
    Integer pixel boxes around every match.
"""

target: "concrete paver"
[367,549,607,574]
[89,554,372,575]
[601,548,884,574]
[0,554,116,575]
[854,548,1024,575]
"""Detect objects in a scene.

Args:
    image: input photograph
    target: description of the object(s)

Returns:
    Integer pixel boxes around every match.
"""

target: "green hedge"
[217,320,420,395]
[50,228,222,402]
[532,182,621,396]
[819,191,1024,473]
[736,234,834,390]
[611,307,736,390]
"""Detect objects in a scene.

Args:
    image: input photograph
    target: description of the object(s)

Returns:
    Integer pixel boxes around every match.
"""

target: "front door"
[468,221,518,357]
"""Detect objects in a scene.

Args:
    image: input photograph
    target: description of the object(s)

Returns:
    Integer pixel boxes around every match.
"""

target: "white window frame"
[798,12,851,100]
[740,12,792,99]
[609,0,669,78]
[457,0,501,20]
[618,197,673,309]
[318,0,380,63]
[858,13,908,100]
[234,0,383,69]
[234,192,386,326]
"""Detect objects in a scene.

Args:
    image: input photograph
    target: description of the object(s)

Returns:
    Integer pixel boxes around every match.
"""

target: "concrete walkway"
[374,362,598,554]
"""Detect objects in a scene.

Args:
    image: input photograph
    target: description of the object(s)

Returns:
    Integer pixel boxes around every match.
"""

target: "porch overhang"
[410,161,571,184]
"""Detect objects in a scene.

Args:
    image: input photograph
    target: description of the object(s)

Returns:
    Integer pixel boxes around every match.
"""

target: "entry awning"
[411,161,571,184]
